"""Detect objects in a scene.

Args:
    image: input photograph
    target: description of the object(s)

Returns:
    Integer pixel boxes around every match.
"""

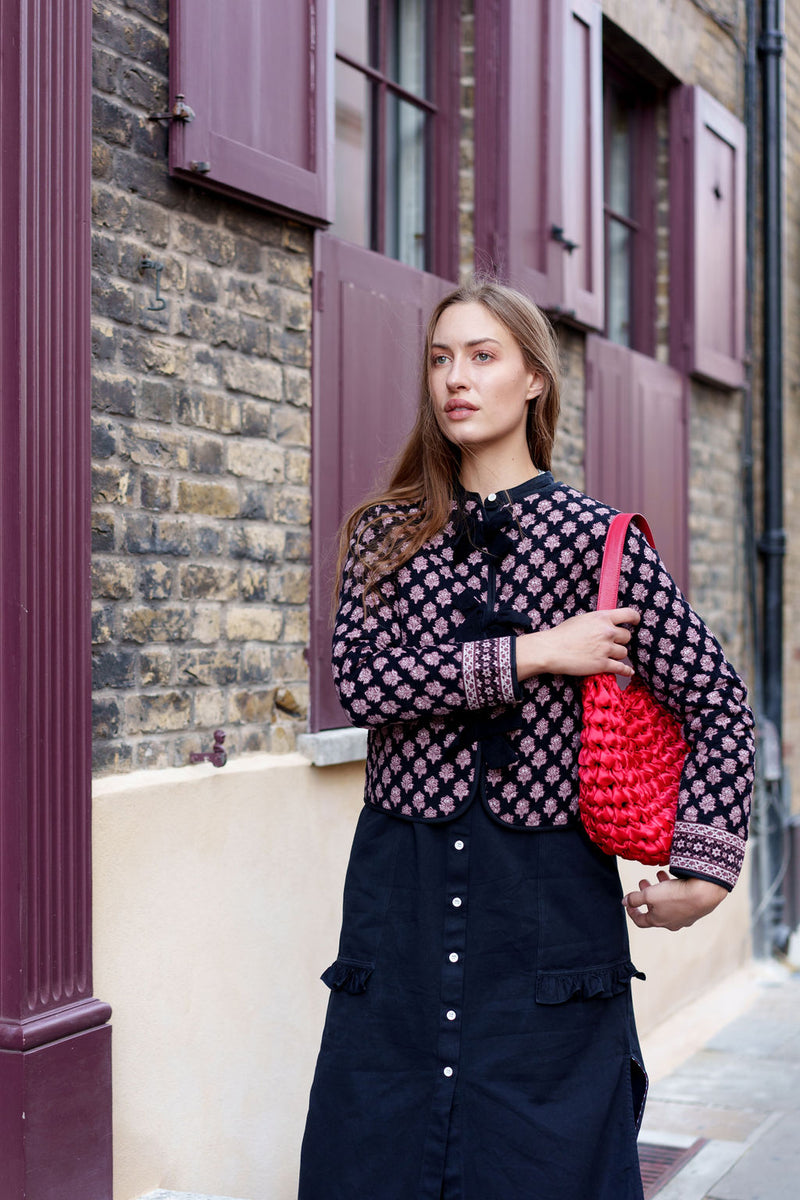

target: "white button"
[446,1010,457,1021]
[449,952,459,963]
[443,1066,454,1078]
[454,839,465,851]
[487,492,497,502]
[452,896,462,908]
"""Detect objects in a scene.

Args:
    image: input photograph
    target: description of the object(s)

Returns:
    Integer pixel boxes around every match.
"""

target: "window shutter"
[585,337,688,592]
[670,85,745,388]
[475,0,604,330]
[310,235,452,731]
[168,0,332,223]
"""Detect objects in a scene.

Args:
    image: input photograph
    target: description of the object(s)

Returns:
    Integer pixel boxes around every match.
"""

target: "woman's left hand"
[622,871,727,931]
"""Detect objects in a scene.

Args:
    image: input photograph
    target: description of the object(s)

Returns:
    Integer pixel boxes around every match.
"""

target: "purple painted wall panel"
[310,235,451,731]
[169,0,333,222]
[1,0,100,1036]
[585,336,688,592]
[670,85,746,388]
[476,0,604,330]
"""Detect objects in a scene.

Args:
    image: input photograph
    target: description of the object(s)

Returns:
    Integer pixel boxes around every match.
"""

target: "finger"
[656,870,671,884]
[609,607,640,626]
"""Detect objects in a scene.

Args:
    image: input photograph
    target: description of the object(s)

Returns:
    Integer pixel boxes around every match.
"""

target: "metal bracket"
[149,93,196,124]
[551,224,580,254]
[139,257,167,311]
[190,729,228,769]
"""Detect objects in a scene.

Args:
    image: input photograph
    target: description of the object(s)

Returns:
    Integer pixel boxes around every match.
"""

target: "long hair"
[336,277,562,603]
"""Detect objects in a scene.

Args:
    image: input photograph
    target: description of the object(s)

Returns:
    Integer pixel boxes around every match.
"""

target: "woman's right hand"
[515,608,640,682]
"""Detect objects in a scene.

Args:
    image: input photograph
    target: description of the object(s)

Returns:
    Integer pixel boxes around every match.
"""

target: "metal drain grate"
[639,1139,707,1197]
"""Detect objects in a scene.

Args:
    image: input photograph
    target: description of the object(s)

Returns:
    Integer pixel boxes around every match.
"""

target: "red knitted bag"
[578,513,688,865]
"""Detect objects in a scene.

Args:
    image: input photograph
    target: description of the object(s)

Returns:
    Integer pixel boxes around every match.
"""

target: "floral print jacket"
[332,472,755,890]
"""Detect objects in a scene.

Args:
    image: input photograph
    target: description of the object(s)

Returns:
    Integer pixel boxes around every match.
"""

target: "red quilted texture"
[578,672,688,865]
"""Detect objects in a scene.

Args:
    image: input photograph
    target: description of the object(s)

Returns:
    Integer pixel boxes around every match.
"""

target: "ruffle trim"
[536,959,645,1005]
[320,958,374,994]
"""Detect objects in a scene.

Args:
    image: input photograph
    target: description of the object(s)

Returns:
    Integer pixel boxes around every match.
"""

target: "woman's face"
[429,301,543,459]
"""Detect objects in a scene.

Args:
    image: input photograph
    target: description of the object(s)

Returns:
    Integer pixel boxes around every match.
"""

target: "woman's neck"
[459,451,539,501]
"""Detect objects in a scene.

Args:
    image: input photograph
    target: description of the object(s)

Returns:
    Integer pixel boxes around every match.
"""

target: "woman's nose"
[446,355,467,389]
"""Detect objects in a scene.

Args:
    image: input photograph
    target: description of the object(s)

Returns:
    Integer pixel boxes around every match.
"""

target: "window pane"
[389,0,428,98]
[385,94,427,269]
[331,61,372,249]
[336,0,369,63]
[607,87,632,218]
[607,218,631,346]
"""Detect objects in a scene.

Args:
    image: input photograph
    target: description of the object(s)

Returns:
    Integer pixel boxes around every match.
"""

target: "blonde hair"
[337,277,561,602]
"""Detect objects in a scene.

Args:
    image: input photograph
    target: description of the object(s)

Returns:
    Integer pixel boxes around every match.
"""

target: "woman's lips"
[443,399,477,419]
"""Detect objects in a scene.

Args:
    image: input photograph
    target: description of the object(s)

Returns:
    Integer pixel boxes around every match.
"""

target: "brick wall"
[91,0,312,773]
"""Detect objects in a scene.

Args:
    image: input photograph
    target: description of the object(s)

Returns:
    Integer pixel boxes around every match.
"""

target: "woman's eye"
[475,351,492,362]
[431,354,449,367]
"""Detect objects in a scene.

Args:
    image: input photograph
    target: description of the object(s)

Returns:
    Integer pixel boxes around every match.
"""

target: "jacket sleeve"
[617,523,755,890]
[332,509,520,727]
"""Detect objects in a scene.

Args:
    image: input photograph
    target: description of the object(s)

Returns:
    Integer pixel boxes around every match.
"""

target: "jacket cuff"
[462,636,517,710]
[669,820,746,890]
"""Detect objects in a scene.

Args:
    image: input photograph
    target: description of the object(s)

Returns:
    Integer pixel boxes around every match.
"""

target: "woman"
[299,279,754,1200]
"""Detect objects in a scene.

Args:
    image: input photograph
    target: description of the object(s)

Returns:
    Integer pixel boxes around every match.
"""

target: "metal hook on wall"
[139,256,167,311]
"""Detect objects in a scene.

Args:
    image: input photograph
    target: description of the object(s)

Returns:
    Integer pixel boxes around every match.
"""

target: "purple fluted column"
[0,2,112,1196]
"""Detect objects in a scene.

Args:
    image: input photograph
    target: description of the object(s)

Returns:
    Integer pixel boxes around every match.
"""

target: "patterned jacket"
[332,472,755,889]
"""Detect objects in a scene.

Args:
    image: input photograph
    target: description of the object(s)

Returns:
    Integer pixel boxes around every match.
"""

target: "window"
[603,65,657,356]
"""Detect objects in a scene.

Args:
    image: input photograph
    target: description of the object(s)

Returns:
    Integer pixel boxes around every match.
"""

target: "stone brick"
[93,558,135,600]
[265,247,312,291]
[226,439,285,482]
[285,450,310,486]
[92,697,123,739]
[240,399,273,437]
[120,605,193,643]
[192,605,222,644]
[237,315,271,357]
[92,317,117,361]
[192,345,224,387]
[285,529,311,561]
[241,565,269,602]
[225,275,282,321]
[282,222,312,254]
[93,94,134,146]
[92,274,136,324]
[283,609,310,643]
[119,425,190,470]
[270,565,310,605]
[140,649,172,687]
[188,266,219,303]
[190,436,225,475]
[140,472,172,511]
[274,487,311,525]
[177,389,242,434]
[193,689,229,728]
[179,563,239,600]
[92,464,135,506]
[93,370,137,415]
[223,356,283,400]
[271,406,310,446]
[281,291,312,333]
[225,607,284,642]
[123,515,191,556]
[93,649,137,689]
[92,140,114,180]
[177,479,239,518]
[241,644,272,683]
[177,648,240,687]
[93,605,116,652]
[174,218,236,266]
[93,45,120,95]
[92,418,117,459]
[272,645,308,680]
[92,741,133,774]
[93,231,118,274]
[135,740,172,770]
[127,691,192,734]
[228,523,284,563]
[119,64,165,112]
[92,183,133,231]
[271,329,310,368]
[138,378,174,422]
[92,512,117,553]
[139,561,173,600]
[239,484,272,521]
[231,690,274,722]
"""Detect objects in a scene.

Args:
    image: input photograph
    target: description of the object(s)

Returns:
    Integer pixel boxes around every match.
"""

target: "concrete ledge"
[138,1192,251,1200]
[296,726,368,765]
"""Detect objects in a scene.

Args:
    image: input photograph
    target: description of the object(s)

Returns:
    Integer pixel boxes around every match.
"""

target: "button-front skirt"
[299,800,648,1200]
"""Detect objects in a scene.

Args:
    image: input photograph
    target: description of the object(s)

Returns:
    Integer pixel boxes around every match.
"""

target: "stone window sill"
[296,727,368,767]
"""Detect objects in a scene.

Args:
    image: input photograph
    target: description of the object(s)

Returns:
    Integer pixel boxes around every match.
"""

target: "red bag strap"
[597,512,656,610]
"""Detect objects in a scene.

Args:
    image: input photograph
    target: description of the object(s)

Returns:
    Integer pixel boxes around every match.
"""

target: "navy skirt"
[299,799,648,1200]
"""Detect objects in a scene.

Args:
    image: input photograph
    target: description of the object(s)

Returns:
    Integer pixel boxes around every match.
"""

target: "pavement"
[638,959,800,1199]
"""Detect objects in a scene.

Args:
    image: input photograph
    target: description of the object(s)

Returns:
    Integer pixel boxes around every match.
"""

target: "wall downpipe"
[755,0,789,954]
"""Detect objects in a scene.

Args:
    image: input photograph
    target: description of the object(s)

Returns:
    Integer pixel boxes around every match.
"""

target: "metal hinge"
[149,93,196,124]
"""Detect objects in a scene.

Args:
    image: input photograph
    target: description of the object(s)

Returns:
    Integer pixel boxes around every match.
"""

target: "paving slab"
[707,1111,800,1200]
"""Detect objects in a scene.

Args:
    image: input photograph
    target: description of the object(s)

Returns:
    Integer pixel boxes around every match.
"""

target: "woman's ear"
[526,372,546,402]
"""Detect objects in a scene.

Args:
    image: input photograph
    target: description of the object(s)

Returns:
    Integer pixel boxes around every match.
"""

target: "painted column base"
[0,1024,112,1200]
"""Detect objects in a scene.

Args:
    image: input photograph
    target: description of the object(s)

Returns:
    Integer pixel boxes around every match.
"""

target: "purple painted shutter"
[585,337,688,592]
[310,236,452,731]
[475,0,604,330]
[670,86,745,388]
[169,0,332,222]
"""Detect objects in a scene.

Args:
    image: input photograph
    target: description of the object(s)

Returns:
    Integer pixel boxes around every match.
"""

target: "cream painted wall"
[93,756,751,1200]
